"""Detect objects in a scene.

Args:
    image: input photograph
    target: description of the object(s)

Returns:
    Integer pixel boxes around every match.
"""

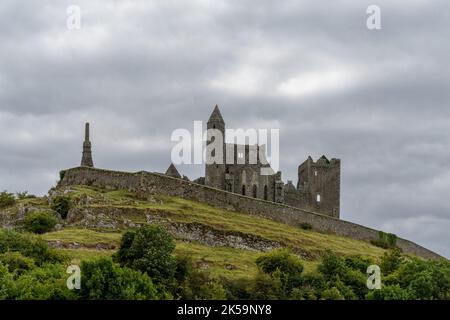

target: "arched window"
[242,185,246,196]
[264,185,268,200]
[253,185,257,198]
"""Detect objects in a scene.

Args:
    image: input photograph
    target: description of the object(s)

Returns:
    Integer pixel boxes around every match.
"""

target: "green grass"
[58,248,115,264]
[41,228,122,246]
[41,228,319,280]
[59,187,386,259]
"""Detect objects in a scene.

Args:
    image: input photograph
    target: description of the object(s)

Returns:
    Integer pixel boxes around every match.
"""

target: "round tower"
[205,105,226,189]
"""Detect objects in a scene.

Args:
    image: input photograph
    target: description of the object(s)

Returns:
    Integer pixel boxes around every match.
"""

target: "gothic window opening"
[316,193,321,203]
[253,185,257,198]
[242,185,246,196]
[264,185,268,200]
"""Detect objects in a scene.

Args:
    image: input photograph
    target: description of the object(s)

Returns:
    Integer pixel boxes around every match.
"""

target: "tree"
[23,211,58,234]
[255,249,304,293]
[366,284,411,300]
[380,249,404,275]
[321,287,344,300]
[80,258,157,300]
[0,191,15,209]
[51,196,72,219]
[114,225,176,284]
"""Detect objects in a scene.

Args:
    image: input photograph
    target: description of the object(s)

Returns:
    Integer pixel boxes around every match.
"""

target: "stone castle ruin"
[202,106,340,218]
[65,105,441,260]
[80,106,340,217]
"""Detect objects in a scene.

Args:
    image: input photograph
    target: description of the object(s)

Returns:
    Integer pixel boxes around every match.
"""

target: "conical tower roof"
[207,105,224,123]
[165,163,181,179]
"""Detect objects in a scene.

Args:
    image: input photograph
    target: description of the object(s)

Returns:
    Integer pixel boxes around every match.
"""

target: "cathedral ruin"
[80,105,341,218]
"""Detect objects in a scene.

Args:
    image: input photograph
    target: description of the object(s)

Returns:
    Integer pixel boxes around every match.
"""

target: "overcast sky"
[1,0,449,258]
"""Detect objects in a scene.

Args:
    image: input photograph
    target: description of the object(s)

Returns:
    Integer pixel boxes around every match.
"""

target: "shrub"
[321,287,345,300]
[366,284,412,300]
[0,252,35,274]
[317,251,347,281]
[256,249,304,294]
[181,269,227,300]
[380,249,404,275]
[10,263,78,300]
[114,225,176,284]
[344,255,374,274]
[59,170,66,181]
[0,263,14,299]
[221,277,252,300]
[80,258,157,300]
[16,191,35,200]
[256,249,304,277]
[23,211,58,234]
[299,222,313,230]
[0,229,64,265]
[371,231,397,249]
[249,271,284,300]
[51,196,72,219]
[0,191,15,209]
[317,251,366,299]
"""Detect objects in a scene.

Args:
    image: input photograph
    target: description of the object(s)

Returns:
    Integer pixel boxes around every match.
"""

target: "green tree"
[114,225,176,284]
[380,248,404,275]
[321,287,344,300]
[0,229,64,266]
[0,251,35,274]
[51,196,72,219]
[366,284,411,300]
[23,211,58,234]
[0,191,15,209]
[255,248,304,293]
[80,258,157,300]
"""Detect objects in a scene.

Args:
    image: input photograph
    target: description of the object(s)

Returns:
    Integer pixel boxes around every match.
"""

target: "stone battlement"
[58,166,443,260]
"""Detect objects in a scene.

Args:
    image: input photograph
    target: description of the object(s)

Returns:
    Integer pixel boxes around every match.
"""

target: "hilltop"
[2,185,395,280]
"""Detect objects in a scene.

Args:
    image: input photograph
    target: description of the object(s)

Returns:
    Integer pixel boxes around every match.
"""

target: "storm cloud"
[1,0,449,257]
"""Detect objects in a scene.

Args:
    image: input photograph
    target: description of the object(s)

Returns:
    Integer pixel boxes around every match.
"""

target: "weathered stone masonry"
[58,166,443,260]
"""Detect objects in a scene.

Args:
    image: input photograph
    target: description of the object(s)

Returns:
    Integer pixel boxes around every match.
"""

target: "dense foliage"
[0,226,448,300]
[0,191,15,209]
[51,196,73,219]
[23,211,58,234]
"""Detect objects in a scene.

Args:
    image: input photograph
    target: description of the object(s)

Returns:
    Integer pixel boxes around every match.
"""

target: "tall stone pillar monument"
[81,122,94,167]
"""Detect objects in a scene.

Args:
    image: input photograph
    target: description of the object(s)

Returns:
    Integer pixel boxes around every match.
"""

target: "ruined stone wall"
[58,166,442,260]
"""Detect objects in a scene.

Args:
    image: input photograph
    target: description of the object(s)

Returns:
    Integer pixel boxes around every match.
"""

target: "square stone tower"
[297,155,340,218]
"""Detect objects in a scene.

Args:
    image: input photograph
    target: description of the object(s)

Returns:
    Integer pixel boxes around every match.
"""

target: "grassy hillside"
[18,185,389,280]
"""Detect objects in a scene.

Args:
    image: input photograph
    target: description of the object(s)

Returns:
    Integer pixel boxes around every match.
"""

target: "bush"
[371,231,397,249]
[299,223,313,230]
[51,196,72,219]
[380,249,404,275]
[249,271,284,300]
[221,277,252,300]
[114,225,176,284]
[181,269,227,300]
[317,251,347,281]
[321,287,345,300]
[0,229,64,265]
[256,249,304,276]
[317,251,366,299]
[23,211,58,234]
[256,249,304,294]
[80,258,157,300]
[9,263,78,300]
[0,252,35,274]
[366,284,412,300]
[0,191,15,209]
[16,191,35,200]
